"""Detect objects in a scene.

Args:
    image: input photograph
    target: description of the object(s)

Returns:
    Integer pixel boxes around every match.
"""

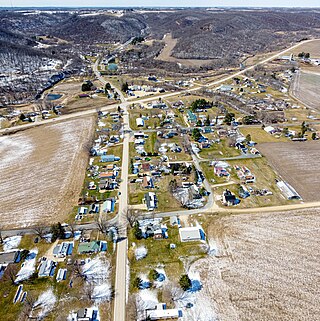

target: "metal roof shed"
[179,227,202,242]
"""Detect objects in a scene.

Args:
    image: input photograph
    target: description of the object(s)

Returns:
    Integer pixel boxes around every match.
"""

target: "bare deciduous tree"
[33,225,46,239]
[95,216,111,234]
[68,222,77,238]
[123,207,139,228]
[2,264,18,285]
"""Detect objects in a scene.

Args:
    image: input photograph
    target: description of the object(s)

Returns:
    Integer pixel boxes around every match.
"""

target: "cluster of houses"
[74,111,123,220]
[134,131,149,155]
[136,218,168,239]
[234,165,256,184]
[127,84,165,97]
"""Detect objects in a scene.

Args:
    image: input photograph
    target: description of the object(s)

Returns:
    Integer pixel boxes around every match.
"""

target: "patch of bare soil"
[0,117,95,228]
[258,141,320,201]
[156,33,213,67]
[194,210,320,321]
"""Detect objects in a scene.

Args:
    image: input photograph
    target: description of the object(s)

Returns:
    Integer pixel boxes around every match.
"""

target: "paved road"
[113,105,130,321]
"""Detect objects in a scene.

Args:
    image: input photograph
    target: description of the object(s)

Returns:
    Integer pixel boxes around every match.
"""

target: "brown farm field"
[290,70,320,111]
[258,141,320,201]
[193,209,320,321]
[0,117,95,228]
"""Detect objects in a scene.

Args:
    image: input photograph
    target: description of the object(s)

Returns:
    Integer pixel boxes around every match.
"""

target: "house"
[147,303,183,320]
[141,162,151,172]
[99,172,115,179]
[53,242,74,258]
[100,155,120,162]
[102,198,116,213]
[0,251,21,265]
[214,166,229,177]
[239,185,250,198]
[222,189,239,206]
[187,109,197,124]
[218,84,234,92]
[77,207,88,215]
[170,216,179,226]
[179,226,205,242]
[151,102,167,109]
[136,117,145,127]
[142,176,154,189]
[38,258,57,277]
[134,132,146,139]
[237,166,255,183]
[78,241,101,254]
[138,218,168,239]
[89,203,100,214]
[72,307,99,321]
[144,192,157,210]
[56,268,67,282]
[264,126,276,134]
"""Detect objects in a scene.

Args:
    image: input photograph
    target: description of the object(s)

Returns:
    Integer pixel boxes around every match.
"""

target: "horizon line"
[1,5,320,9]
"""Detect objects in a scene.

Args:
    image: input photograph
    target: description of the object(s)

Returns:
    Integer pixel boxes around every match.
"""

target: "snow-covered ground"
[175,265,218,321]
[3,235,22,251]
[33,288,57,320]
[136,289,159,321]
[135,245,148,260]
[15,249,38,283]
[82,255,112,303]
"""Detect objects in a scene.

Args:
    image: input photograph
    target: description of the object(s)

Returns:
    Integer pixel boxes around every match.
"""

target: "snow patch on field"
[137,289,159,321]
[82,255,112,303]
[3,235,22,251]
[15,249,38,283]
[135,246,148,260]
[33,288,56,319]
[0,135,34,169]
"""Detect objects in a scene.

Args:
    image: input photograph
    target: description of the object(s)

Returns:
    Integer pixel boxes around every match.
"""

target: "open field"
[258,141,320,201]
[194,209,320,321]
[155,33,213,67]
[290,70,320,111]
[240,127,288,143]
[0,117,95,228]
[290,39,320,58]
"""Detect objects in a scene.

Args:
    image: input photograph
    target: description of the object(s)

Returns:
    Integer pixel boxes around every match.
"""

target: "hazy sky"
[2,0,320,8]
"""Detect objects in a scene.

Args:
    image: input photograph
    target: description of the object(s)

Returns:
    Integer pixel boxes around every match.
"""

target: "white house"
[136,117,145,127]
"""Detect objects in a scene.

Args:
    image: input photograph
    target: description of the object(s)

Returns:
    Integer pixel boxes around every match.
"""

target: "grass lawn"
[129,175,183,213]
[128,221,207,292]
[214,157,297,208]
[240,127,288,143]
[201,161,232,184]
[199,139,241,159]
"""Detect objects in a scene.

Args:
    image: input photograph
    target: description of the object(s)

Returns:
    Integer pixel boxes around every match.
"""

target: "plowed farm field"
[193,209,320,321]
[0,117,94,228]
[258,141,320,201]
